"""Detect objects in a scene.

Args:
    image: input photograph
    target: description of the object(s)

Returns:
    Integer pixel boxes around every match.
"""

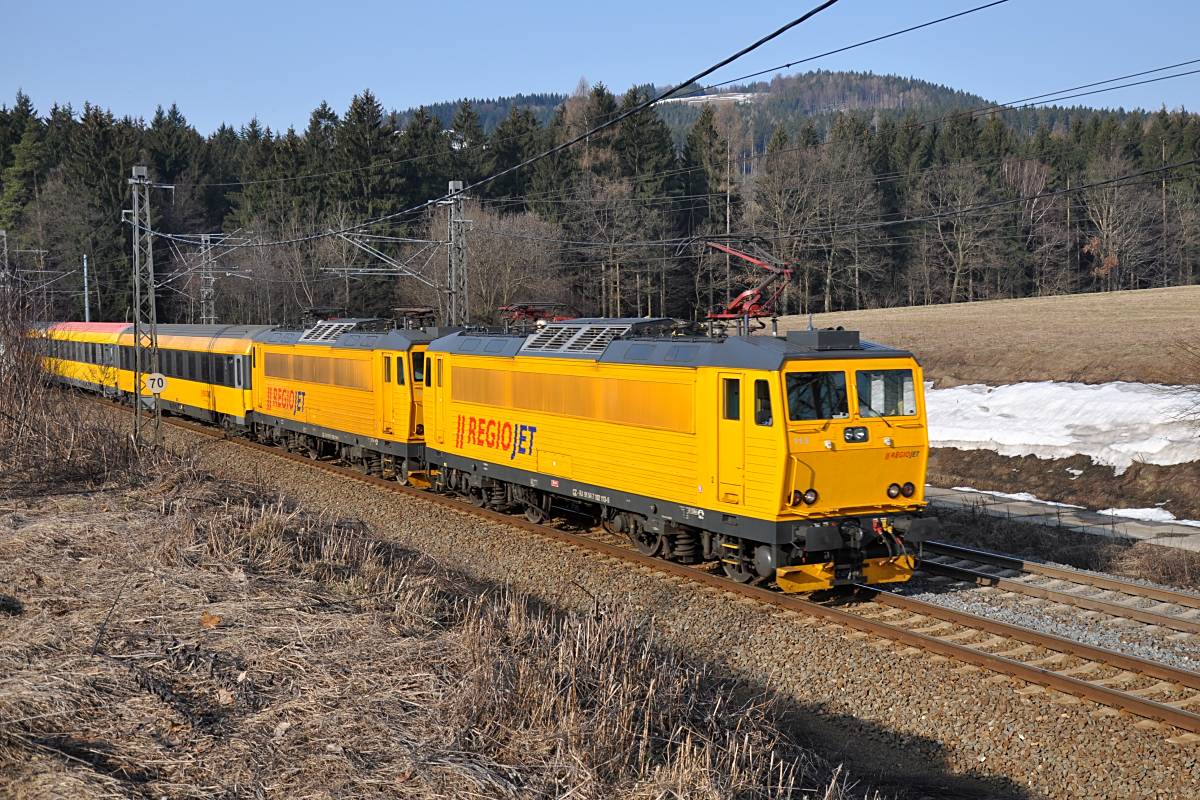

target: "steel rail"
[857,587,1200,691]
[925,540,1200,610]
[919,560,1200,635]
[106,403,1200,734]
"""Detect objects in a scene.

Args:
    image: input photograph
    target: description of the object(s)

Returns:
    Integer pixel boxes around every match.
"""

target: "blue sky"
[3,0,1199,133]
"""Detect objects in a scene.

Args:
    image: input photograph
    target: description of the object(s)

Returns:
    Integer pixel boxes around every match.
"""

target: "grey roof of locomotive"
[427,318,913,371]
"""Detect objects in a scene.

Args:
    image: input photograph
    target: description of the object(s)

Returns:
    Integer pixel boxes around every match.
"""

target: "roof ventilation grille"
[299,320,358,344]
[523,323,631,355]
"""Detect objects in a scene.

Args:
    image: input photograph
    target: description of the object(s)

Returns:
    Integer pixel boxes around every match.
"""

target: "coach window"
[723,378,740,420]
[383,355,392,383]
[754,379,773,426]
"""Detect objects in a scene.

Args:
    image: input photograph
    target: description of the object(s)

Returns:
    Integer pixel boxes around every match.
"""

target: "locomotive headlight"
[415,424,424,435]
[803,488,819,505]
[790,490,803,506]
[901,482,916,498]
[843,426,869,443]
[886,483,902,499]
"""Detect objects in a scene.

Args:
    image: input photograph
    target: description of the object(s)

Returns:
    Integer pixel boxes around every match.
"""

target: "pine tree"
[395,107,451,208]
[0,123,48,232]
[146,104,203,183]
[302,101,340,218]
[485,107,542,205]
[681,106,726,231]
[613,88,677,198]
[336,90,397,218]
[449,100,485,183]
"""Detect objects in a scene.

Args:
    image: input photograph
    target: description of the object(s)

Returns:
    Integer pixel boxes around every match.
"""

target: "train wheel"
[523,504,546,524]
[395,460,410,486]
[630,529,665,557]
[722,559,756,584]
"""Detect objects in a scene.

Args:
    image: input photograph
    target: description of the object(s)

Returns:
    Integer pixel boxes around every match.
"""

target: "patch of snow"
[1065,468,1083,478]
[949,486,1083,508]
[926,381,1200,474]
[1097,507,1200,528]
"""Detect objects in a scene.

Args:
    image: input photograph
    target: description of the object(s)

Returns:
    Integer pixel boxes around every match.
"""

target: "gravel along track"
[913,546,1200,673]
[153,419,1200,800]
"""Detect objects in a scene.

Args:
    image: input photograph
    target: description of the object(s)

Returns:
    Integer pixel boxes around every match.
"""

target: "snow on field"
[1097,507,1200,528]
[925,381,1200,473]
[949,486,1083,508]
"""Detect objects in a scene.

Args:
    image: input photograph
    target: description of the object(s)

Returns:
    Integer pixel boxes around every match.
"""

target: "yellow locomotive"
[39,316,936,591]
[422,319,935,590]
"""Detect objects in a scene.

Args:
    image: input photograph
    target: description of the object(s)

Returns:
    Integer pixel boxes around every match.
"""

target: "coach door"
[717,373,744,504]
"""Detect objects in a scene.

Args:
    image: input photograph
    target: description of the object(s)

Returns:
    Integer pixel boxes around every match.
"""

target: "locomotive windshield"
[855,369,917,417]
[786,371,849,421]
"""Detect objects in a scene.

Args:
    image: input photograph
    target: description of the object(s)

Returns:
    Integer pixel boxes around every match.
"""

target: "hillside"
[779,286,1200,387]
[403,69,1133,145]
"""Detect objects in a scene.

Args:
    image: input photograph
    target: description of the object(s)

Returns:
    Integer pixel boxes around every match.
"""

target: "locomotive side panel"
[434,354,706,507]
[253,344,379,438]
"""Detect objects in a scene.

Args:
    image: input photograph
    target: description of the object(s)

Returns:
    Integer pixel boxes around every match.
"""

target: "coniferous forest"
[1,70,1198,326]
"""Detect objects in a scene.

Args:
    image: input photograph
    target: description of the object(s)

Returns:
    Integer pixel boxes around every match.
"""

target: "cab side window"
[723,378,740,420]
[754,379,773,426]
[383,356,392,383]
[411,351,425,383]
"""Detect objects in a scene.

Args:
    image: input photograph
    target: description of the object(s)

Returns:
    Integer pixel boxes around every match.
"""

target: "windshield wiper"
[858,398,894,427]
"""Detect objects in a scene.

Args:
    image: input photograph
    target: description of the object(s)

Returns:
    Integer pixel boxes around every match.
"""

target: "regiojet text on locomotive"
[455,413,537,460]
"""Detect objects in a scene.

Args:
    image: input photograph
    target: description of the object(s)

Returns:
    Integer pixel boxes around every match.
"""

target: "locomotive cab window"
[383,356,392,383]
[754,379,773,426]
[395,358,405,385]
[411,351,425,383]
[855,369,917,418]
[723,378,740,420]
[786,371,849,421]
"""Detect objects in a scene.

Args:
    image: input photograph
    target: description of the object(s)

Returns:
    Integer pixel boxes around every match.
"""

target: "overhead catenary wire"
[667,0,1011,100]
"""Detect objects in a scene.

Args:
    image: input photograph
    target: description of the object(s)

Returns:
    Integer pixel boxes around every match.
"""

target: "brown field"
[778,285,1200,387]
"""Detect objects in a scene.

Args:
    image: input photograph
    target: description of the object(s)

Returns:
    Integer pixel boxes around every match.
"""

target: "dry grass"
[0,313,155,496]
[936,506,1200,591]
[0,473,868,799]
[778,285,1200,387]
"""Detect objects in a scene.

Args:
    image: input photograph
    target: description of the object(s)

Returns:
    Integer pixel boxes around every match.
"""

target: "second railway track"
[919,540,1200,635]
[135,405,1200,737]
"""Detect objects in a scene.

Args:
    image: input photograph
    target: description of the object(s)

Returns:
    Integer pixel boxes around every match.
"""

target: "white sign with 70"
[144,373,168,395]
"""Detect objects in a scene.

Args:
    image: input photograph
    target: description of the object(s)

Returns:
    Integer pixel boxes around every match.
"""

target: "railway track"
[130,407,1200,736]
[919,540,1200,634]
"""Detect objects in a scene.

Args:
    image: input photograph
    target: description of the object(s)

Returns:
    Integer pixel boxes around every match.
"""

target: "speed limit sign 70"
[144,373,168,394]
